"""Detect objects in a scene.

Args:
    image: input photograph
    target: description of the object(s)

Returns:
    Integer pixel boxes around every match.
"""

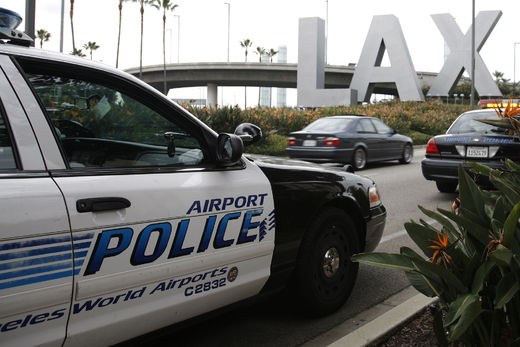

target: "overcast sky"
[3,0,519,106]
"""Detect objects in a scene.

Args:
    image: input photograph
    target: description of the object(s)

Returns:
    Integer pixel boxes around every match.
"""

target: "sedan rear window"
[304,118,353,132]
[447,111,505,135]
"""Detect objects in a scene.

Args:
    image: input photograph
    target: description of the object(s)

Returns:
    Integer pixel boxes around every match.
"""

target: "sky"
[2,0,520,107]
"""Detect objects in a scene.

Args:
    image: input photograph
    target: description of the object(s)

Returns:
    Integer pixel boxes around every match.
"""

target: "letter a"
[350,15,424,102]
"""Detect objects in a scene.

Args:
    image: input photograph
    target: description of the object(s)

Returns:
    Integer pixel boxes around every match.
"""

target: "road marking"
[380,219,439,243]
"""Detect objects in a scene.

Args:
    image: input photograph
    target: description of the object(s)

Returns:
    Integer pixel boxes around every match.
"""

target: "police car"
[422,103,520,192]
[0,9,385,346]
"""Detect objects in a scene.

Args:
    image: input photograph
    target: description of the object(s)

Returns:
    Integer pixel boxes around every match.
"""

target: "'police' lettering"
[85,228,133,275]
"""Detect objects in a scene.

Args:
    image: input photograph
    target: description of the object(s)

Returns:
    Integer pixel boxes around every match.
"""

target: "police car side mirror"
[234,123,262,145]
[216,133,243,166]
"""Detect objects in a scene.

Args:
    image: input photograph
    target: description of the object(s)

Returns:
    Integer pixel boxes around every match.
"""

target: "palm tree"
[131,0,153,79]
[254,46,266,62]
[240,39,252,62]
[70,0,76,51]
[116,0,124,68]
[70,48,86,57]
[36,29,51,49]
[151,0,178,95]
[267,48,278,63]
[239,39,252,107]
[83,41,100,60]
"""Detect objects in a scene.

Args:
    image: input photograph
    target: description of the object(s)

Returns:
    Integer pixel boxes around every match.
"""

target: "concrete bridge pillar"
[207,83,218,107]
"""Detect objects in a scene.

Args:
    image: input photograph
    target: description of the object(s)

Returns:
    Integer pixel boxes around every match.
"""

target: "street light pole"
[514,42,520,95]
[325,0,328,64]
[174,15,180,63]
[224,3,230,62]
[60,0,65,52]
[470,0,476,109]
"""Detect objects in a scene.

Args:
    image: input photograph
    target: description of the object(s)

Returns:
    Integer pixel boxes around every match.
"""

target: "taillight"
[426,138,440,154]
[287,137,297,146]
[324,137,340,146]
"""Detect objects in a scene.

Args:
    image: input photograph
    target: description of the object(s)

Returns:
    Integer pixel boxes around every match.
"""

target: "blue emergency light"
[0,8,33,46]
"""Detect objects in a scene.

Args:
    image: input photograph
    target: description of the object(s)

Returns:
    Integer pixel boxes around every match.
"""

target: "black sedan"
[286,115,413,170]
[422,109,520,193]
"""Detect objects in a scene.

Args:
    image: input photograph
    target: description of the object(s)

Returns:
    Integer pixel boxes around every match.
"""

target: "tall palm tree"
[240,39,252,107]
[131,0,153,79]
[254,46,266,62]
[239,39,252,62]
[83,41,100,60]
[151,0,178,95]
[116,0,124,68]
[267,48,278,63]
[70,0,76,51]
[36,29,51,49]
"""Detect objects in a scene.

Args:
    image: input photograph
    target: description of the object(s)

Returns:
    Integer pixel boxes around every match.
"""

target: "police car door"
[14,57,275,346]
[0,55,72,347]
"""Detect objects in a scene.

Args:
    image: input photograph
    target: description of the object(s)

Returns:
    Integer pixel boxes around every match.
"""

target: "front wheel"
[399,143,413,164]
[293,208,360,316]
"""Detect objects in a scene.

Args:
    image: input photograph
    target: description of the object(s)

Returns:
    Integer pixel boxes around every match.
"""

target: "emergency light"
[0,8,33,46]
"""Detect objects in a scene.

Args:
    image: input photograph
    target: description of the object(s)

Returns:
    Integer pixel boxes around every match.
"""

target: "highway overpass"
[125,62,438,105]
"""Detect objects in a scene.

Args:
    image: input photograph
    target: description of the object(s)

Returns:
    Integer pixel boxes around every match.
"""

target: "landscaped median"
[182,101,471,156]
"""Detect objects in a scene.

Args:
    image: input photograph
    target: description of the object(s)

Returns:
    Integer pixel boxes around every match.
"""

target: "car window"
[371,118,392,134]
[447,111,503,135]
[356,118,376,133]
[0,109,16,169]
[304,118,353,132]
[26,73,206,168]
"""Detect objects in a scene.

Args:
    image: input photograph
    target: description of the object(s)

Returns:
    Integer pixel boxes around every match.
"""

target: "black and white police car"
[422,103,520,192]
[0,9,385,346]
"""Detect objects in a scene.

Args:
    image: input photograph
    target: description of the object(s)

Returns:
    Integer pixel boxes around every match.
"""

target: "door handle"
[76,197,131,213]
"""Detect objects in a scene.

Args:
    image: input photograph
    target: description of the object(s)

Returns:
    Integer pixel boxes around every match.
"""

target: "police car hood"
[244,153,374,185]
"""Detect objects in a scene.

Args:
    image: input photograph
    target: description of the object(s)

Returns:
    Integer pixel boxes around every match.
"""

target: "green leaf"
[490,245,513,267]
[410,258,467,298]
[458,165,487,225]
[503,202,520,248]
[449,300,482,341]
[445,294,479,326]
[438,208,490,247]
[351,253,414,271]
[494,272,520,309]
[418,205,459,240]
[471,261,496,294]
[490,175,520,209]
[405,271,438,297]
[404,221,439,258]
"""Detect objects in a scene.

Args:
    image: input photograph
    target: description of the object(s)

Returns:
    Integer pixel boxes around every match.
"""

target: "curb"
[301,286,437,347]
[328,292,437,347]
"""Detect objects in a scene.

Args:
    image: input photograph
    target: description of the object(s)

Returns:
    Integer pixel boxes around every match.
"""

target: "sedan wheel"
[352,148,367,170]
[399,143,413,164]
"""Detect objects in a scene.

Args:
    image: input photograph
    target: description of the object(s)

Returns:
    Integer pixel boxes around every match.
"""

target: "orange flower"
[428,231,454,269]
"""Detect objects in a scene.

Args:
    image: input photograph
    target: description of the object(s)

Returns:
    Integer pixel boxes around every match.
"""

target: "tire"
[293,208,360,316]
[399,143,413,164]
[352,147,367,170]
[436,181,457,193]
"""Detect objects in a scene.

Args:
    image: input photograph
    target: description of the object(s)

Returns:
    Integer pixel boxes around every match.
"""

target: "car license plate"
[303,140,317,146]
[466,146,488,158]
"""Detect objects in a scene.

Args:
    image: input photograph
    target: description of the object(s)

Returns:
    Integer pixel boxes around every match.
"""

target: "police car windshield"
[304,118,353,132]
[447,111,504,135]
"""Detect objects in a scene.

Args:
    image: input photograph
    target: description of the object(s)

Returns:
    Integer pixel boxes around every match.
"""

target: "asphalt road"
[127,148,457,347]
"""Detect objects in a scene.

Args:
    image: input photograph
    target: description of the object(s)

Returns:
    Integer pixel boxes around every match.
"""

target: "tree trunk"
[163,12,167,95]
[70,0,76,51]
[116,0,122,68]
[139,0,144,79]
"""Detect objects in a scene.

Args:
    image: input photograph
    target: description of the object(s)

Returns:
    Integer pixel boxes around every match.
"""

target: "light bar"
[0,8,22,30]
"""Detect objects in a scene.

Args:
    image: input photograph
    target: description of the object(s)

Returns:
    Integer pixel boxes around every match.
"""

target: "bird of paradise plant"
[353,101,520,346]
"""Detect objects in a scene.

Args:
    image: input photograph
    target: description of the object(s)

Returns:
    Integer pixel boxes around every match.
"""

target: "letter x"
[428,11,502,98]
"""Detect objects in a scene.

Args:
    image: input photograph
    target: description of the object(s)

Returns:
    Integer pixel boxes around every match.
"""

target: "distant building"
[259,53,271,107]
[277,46,287,107]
